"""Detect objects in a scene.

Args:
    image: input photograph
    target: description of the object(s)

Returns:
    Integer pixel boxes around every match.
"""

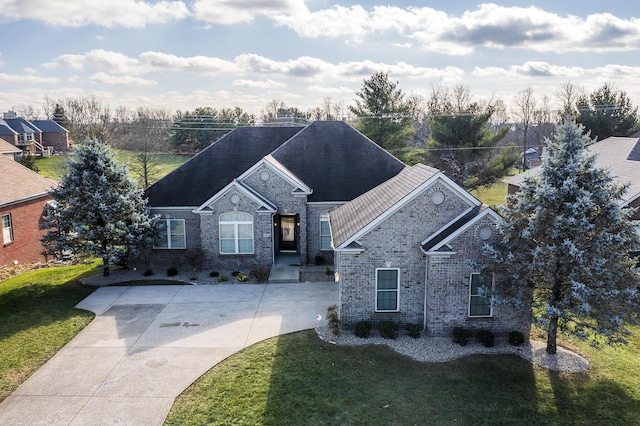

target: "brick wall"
[306,203,343,265]
[42,132,70,152]
[0,196,50,266]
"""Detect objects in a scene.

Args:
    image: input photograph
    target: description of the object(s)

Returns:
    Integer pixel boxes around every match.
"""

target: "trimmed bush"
[250,266,270,283]
[326,305,340,336]
[354,321,372,338]
[167,266,178,277]
[452,327,471,346]
[209,271,220,278]
[143,269,153,276]
[378,321,399,339]
[237,272,248,282]
[509,331,525,347]
[406,323,421,338]
[218,274,229,283]
[476,329,495,347]
[231,271,241,277]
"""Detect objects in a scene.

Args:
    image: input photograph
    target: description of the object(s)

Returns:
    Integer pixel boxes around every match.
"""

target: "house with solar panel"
[141,121,530,336]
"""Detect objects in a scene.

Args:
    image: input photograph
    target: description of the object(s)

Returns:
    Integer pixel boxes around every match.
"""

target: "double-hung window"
[2,213,13,244]
[469,273,494,317]
[219,212,254,254]
[376,268,399,312]
[320,210,332,250]
[154,219,186,249]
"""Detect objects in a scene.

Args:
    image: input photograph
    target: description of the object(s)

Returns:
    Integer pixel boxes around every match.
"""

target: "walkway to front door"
[268,252,300,282]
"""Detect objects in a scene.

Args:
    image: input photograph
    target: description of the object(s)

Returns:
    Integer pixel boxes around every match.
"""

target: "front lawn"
[0,262,99,401]
[166,330,640,425]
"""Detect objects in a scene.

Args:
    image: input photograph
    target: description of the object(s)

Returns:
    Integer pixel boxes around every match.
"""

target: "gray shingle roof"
[0,120,18,136]
[4,118,39,134]
[0,140,21,153]
[0,155,56,207]
[146,126,303,207]
[31,120,68,133]
[505,137,640,205]
[330,163,440,248]
[271,121,406,202]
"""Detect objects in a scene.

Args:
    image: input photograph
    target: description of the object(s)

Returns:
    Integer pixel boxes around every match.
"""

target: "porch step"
[268,264,300,283]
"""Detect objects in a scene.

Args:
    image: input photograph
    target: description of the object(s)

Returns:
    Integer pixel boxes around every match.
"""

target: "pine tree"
[485,120,640,354]
[41,140,157,276]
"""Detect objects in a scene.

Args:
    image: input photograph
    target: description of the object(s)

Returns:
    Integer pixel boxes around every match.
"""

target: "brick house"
[0,155,56,267]
[141,121,529,336]
[0,111,70,156]
[330,163,530,336]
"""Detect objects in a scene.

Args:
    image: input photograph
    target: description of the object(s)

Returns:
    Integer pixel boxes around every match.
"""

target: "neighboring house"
[0,139,21,160]
[0,155,56,266]
[141,121,529,336]
[0,111,70,156]
[142,121,406,270]
[506,137,640,220]
[330,163,530,336]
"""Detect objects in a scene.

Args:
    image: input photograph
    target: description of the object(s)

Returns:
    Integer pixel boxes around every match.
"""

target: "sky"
[0,0,639,118]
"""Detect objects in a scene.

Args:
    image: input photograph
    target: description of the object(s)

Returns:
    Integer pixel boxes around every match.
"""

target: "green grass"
[36,150,189,185]
[166,330,640,425]
[0,262,99,401]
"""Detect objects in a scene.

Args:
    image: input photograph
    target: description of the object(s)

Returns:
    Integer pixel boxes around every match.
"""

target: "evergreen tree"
[576,83,639,141]
[425,86,517,190]
[41,140,156,276]
[19,154,39,172]
[485,120,640,354]
[349,71,415,154]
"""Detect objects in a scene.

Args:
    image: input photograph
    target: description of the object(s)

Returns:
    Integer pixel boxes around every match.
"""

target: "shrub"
[406,323,421,338]
[250,266,270,283]
[209,271,219,277]
[354,320,372,338]
[509,330,525,347]
[326,305,340,336]
[237,272,248,282]
[167,266,178,277]
[231,270,241,277]
[476,329,495,347]
[143,269,153,276]
[218,274,229,282]
[452,327,471,346]
[184,248,204,271]
[314,254,324,265]
[325,267,333,276]
[378,321,399,339]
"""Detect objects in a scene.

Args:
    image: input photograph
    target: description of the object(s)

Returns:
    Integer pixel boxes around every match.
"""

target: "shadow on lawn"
[261,331,545,425]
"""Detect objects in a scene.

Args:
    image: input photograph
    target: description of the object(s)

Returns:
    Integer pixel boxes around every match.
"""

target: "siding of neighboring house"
[0,196,50,266]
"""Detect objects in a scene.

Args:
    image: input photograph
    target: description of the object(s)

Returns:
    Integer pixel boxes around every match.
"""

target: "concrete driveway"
[0,282,338,425]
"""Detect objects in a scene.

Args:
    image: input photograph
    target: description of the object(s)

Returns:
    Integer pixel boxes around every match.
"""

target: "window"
[154,219,186,249]
[469,273,494,317]
[2,214,13,244]
[219,212,253,254]
[376,268,399,312]
[320,210,332,250]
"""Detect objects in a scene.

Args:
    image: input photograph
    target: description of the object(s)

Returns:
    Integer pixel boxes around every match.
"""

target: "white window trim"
[319,210,332,251]
[375,268,400,312]
[468,272,494,318]
[154,219,186,249]
[2,213,13,244]
[219,212,254,255]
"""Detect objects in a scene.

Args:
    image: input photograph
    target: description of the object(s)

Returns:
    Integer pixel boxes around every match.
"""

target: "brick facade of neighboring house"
[331,164,531,337]
[0,112,70,156]
[0,155,56,266]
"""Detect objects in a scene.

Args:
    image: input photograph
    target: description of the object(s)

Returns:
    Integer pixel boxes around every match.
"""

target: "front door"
[279,215,298,252]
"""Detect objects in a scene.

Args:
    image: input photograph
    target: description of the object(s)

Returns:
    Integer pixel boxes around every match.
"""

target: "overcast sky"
[0,1,639,117]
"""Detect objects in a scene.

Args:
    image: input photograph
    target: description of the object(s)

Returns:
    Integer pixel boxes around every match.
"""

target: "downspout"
[423,255,428,332]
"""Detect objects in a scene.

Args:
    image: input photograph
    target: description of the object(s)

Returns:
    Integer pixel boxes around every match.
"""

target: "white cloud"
[193,0,306,24]
[0,72,58,83]
[232,79,287,89]
[139,51,238,74]
[0,0,190,28]
[89,72,157,85]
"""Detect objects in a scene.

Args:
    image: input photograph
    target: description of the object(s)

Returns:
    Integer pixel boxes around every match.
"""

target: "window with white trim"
[154,219,186,249]
[469,273,494,317]
[2,213,13,244]
[320,210,332,250]
[219,212,254,254]
[376,268,399,312]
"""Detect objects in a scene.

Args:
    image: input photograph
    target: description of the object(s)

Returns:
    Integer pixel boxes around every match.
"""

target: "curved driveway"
[0,282,338,425]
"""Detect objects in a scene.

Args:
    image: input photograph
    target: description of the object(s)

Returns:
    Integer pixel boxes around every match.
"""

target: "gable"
[270,121,405,202]
[193,180,276,214]
[145,126,303,207]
